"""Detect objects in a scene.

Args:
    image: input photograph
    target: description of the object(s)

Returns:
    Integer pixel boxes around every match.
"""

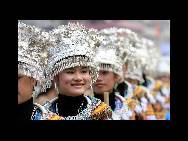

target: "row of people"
[18,21,170,120]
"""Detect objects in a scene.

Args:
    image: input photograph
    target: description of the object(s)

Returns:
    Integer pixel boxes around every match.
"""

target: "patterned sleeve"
[89,96,113,120]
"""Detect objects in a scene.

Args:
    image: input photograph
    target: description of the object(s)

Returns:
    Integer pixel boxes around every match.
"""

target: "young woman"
[18,21,51,120]
[31,23,112,120]
[92,28,132,120]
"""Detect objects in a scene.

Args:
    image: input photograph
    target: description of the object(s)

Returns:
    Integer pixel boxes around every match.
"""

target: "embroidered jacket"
[31,95,112,120]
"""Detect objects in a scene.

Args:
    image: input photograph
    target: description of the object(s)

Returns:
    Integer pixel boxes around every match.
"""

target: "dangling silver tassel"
[54,82,59,95]
[32,82,42,101]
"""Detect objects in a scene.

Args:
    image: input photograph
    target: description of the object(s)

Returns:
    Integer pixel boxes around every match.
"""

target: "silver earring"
[54,82,59,94]
[90,82,93,90]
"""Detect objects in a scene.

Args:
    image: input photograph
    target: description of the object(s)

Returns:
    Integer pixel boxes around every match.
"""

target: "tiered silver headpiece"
[46,22,102,83]
[94,47,123,78]
[95,27,140,80]
[94,27,128,79]
[140,38,162,77]
[18,21,53,92]
[124,35,148,83]
[124,59,144,83]
[156,56,170,77]
[116,28,140,63]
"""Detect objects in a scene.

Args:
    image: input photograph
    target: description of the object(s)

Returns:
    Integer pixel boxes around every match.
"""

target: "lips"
[94,83,105,87]
[71,83,84,88]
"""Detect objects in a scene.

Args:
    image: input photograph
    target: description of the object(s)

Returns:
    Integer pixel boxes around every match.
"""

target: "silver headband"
[94,47,123,78]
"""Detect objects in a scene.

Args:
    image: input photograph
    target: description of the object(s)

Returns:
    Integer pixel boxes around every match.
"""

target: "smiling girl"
[31,23,112,120]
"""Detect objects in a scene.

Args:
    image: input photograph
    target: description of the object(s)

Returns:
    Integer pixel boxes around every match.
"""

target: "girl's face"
[93,70,118,94]
[55,66,91,97]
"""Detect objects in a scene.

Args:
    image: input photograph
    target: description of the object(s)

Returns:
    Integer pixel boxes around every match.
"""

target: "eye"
[66,71,74,74]
[64,68,75,74]
[101,71,108,75]
[81,67,89,73]
[81,70,88,73]
[18,75,24,80]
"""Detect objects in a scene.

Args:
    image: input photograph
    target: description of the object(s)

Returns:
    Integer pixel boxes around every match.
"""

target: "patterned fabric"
[31,95,112,120]
[112,93,132,120]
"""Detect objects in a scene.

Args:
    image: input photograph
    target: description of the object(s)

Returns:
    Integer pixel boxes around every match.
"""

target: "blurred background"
[20,20,170,58]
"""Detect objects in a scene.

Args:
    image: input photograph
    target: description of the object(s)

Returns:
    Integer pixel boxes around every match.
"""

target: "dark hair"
[116,82,128,97]
[135,113,145,120]
[141,73,148,87]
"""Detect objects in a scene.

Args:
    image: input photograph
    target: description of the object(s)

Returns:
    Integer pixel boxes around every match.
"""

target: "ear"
[114,74,121,83]
[53,75,61,94]
[30,78,37,86]
[53,75,59,85]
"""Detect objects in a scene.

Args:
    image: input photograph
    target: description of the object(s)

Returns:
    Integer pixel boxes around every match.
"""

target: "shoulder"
[41,97,58,112]
[124,81,132,88]
[115,93,125,103]
[86,95,101,106]
[86,96,112,120]
[31,103,62,120]
[114,93,133,120]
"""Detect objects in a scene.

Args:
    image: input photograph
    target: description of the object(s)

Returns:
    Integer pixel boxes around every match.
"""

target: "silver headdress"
[18,21,53,93]
[123,36,148,83]
[124,59,144,83]
[46,22,102,83]
[124,36,161,83]
[140,38,162,77]
[94,47,123,78]
[93,27,127,79]
[116,28,140,63]
[94,27,139,80]
[156,56,170,77]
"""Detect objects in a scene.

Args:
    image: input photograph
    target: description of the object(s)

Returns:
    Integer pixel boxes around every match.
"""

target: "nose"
[73,71,82,81]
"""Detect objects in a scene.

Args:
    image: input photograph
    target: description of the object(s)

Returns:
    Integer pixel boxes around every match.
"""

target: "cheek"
[18,79,25,89]
[18,80,22,91]
[18,79,32,92]
[83,74,92,85]
[58,74,72,86]
[107,75,116,85]
[106,80,116,89]
[103,75,116,90]
[57,76,71,94]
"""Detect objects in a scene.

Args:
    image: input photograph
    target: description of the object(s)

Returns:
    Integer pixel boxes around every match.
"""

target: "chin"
[93,89,104,95]
[70,90,85,96]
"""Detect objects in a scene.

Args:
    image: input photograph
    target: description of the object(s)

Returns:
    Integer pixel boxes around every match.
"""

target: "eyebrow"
[66,67,89,71]
[18,75,24,80]
[81,67,89,69]
[18,74,24,77]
